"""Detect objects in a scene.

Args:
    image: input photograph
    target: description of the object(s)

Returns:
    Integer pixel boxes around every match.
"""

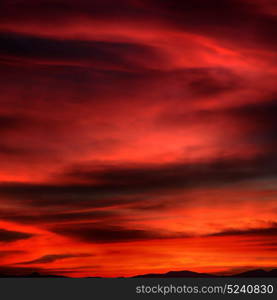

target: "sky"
[0,0,276,277]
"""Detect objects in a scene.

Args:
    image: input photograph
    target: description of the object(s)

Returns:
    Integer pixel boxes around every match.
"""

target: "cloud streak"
[16,253,93,265]
[0,229,34,243]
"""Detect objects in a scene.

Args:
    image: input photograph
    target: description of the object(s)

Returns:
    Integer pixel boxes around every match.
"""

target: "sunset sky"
[0,0,277,277]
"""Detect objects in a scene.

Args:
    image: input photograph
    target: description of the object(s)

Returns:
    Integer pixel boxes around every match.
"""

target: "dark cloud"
[0,115,29,132]
[0,0,149,24]
[0,61,241,109]
[0,141,64,162]
[228,99,277,144]
[63,153,277,191]
[0,228,34,242]
[134,67,241,99]
[0,112,67,159]
[52,223,186,243]
[0,152,276,210]
[0,182,137,209]
[109,67,241,99]
[186,68,240,97]
[209,223,277,237]
[1,0,275,50]
[150,0,254,28]
[158,98,277,146]
[150,0,277,49]
[0,32,163,70]
[52,220,277,244]
[0,210,119,225]
[16,253,92,265]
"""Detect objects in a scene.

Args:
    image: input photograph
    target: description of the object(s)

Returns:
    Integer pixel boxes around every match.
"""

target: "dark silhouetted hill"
[0,269,276,278]
[231,269,277,278]
[0,272,67,278]
[134,270,216,278]
[134,268,277,278]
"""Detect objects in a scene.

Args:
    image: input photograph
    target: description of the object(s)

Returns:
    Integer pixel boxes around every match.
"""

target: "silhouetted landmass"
[0,269,276,278]
[133,269,277,278]
[134,270,216,278]
[231,269,277,278]
[0,272,67,278]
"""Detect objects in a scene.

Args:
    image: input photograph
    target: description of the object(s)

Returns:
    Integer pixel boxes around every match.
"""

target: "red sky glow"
[0,0,276,277]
